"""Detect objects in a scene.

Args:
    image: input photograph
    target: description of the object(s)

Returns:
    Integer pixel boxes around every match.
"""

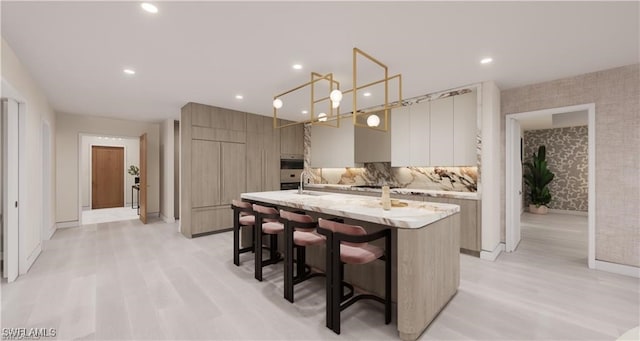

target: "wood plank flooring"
[1,212,638,340]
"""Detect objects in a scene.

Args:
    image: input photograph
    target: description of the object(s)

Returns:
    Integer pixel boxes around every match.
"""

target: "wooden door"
[91,146,124,209]
[139,133,147,224]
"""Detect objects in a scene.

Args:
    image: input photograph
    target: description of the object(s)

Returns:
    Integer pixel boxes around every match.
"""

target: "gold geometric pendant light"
[272,47,402,131]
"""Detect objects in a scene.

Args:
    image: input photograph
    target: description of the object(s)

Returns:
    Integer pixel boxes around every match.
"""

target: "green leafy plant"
[523,145,555,207]
[127,165,140,177]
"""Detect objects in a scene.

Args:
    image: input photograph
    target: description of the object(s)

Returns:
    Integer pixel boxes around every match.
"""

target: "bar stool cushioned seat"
[231,200,255,266]
[317,218,391,335]
[252,204,284,281]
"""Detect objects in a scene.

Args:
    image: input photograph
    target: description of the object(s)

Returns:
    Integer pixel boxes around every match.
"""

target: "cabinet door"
[453,91,477,166]
[263,117,281,191]
[245,133,262,193]
[391,106,411,166]
[220,142,246,205]
[409,101,430,166]
[451,198,479,251]
[191,140,220,208]
[429,97,454,166]
[280,121,304,156]
[311,116,356,168]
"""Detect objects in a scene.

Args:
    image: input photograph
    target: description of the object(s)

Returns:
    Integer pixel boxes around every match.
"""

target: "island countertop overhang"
[241,190,460,229]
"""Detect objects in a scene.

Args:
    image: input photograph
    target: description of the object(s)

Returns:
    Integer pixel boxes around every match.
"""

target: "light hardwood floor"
[1,212,638,340]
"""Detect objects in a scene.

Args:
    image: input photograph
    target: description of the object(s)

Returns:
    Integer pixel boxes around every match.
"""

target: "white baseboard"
[480,242,505,261]
[595,260,640,278]
[46,223,56,240]
[57,220,79,228]
[160,214,175,223]
[21,243,42,274]
[547,208,588,216]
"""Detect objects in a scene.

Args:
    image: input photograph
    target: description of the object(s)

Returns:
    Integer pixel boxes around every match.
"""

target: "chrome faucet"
[299,169,306,194]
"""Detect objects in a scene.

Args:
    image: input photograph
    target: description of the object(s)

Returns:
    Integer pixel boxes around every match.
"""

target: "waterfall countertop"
[241,190,459,229]
[305,183,480,200]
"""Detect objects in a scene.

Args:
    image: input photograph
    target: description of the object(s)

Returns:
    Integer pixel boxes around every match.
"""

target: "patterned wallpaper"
[523,126,588,211]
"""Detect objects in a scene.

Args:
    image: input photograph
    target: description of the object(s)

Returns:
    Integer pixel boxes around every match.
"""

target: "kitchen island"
[241,190,460,341]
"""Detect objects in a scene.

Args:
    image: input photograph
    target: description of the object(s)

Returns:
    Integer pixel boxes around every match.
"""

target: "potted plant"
[128,165,140,184]
[523,145,555,214]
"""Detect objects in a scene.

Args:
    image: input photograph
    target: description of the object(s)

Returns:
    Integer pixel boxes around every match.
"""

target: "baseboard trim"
[595,260,640,278]
[21,243,42,274]
[160,214,176,223]
[46,223,56,240]
[480,242,505,261]
[57,220,79,228]
[547,208,588,216]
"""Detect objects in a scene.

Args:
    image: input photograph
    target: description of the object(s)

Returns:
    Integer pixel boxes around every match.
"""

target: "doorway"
[80,134,140,225]
[505,104,595,268]
[91,146,125,209]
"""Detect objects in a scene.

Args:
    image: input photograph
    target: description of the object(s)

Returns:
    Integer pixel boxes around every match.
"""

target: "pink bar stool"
[231,200,255,266]
[279,210,326,303]
[252,204,284,281]
[317,218,392,335]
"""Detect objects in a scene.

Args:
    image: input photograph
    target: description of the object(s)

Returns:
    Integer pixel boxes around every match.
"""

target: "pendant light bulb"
[332,101,340,109]
[330,89,343,103]
[367,114,380,127]
[318,112,327,122]
[273,98,283,109]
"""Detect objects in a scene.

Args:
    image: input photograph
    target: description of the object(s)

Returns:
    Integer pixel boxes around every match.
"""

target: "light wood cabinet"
[429,97,454,166]
[181,102,249,237]
[424,196,481,254]
[246,114,280,192]
[280,120,304,157]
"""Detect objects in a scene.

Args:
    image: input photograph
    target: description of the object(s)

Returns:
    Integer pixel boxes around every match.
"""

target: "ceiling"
[1,1,638,122]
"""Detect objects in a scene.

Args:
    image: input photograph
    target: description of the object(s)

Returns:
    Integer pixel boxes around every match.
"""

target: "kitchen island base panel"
[397,213,460,341]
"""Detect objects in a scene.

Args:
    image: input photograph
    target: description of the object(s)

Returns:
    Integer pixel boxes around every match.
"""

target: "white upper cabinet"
[310,117,357,168]
[429,96,454,166]
[391,102,430,167]
[410,101,430,166]
[391,106,411,166]
[453,91,478,166]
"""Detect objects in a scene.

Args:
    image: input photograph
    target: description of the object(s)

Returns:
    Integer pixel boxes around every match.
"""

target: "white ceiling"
[1,1,638,122]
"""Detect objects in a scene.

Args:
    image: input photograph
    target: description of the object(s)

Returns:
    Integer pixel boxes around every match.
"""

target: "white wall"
[1,38,57,272]
[159,119,174,222]
[480,81,502,255]
[56,112,160,224]
[174,120,180,219]
[80,135,139,208]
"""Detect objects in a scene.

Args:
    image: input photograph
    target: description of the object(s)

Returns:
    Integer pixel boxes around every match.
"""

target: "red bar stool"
[252,204,284,281]
[279,210,326,303]
[231,200,255,266]
[317,218,392,335]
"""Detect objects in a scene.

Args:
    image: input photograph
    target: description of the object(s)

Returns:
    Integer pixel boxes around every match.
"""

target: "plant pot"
[529,204,548,215]
[135,177,140,184]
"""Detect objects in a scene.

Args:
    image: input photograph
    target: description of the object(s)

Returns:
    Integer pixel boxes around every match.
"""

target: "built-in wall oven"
[280,155,304,190]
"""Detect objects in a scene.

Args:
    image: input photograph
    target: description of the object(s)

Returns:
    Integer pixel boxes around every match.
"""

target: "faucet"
[299,169,306,194]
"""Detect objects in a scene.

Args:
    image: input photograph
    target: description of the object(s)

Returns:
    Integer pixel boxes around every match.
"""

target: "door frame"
[78,133,137,226]
[505,103,596,268]
[42,119,54,240]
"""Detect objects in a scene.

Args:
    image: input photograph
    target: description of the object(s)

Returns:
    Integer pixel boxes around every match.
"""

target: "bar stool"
[279,210,326,303]
[231,200,255,266]
[317,218,392,335]
[252,204,284,281]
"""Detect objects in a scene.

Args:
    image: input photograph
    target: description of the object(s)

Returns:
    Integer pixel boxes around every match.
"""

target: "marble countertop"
[241,190,459,229]
[305,184,480,200]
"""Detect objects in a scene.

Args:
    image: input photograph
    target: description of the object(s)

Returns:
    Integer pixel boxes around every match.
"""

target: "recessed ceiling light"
[123,68,136,75]
[363,92,372,97]
[480,57,493,64]
[235,94,243,100]
[292,64,303,70]
[301,110,308,114]
[141,3,158,13]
